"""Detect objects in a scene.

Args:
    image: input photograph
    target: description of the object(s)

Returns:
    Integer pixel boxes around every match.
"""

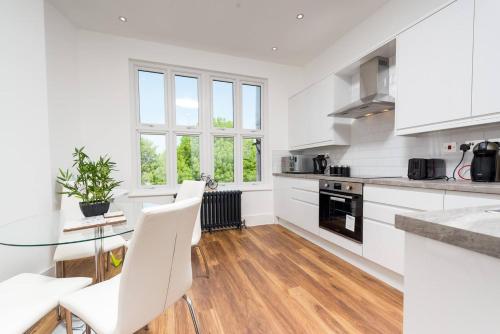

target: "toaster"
[408,158,427,180]
[408,158,446,180]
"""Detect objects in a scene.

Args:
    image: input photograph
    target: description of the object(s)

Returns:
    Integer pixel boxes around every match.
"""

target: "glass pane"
[242,84,262,130]
[138,70,165,124]
[175,75,199,127]
[213,137,234,183]
[140,134,166,186]
[176,135,201,184]
[243,138,262,182]
[212,80,234,128]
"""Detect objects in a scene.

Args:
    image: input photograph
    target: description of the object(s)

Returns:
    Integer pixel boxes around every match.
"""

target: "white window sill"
[128,184,272,198]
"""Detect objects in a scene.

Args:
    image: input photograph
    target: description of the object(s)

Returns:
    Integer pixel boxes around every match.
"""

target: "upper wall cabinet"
[395,0,474,134]
[472,0,500,117]
[289,74,350,150]
[396,0,500,135]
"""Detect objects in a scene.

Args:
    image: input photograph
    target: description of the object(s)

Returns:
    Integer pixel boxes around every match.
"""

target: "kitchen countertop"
[395,206,500,259]
[272,172,500,195]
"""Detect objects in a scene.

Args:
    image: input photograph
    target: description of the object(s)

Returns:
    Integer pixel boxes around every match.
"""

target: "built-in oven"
[319,180,363,243]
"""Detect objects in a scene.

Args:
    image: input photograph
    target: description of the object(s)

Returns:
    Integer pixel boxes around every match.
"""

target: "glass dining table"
[0,196,159,282]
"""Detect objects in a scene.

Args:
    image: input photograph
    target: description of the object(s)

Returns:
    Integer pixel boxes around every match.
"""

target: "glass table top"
[0,197,159,247]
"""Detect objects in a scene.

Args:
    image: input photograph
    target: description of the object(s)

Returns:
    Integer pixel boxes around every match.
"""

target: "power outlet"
[442,142,457,153]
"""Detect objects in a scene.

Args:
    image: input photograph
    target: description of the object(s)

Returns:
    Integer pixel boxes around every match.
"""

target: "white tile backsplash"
[282,112,500,178]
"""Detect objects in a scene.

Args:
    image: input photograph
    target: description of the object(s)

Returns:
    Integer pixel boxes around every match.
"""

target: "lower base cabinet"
[363,218,405,275]
[273,176,319,236]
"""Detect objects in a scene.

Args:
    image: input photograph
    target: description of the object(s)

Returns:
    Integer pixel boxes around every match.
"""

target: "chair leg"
[56,261,65,278]
[183,294,201,334]
[105,251,109,271]
[85,324,91,334]
[194,245,210,278]
[65,309,73,334]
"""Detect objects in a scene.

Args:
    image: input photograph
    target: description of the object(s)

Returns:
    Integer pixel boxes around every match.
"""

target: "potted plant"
[57,147,122,217]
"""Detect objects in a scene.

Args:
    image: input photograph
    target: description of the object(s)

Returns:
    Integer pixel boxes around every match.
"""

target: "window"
[242,84,261,130]
[242,137,262,182]
[212,80,234,128]
[138,71,165,125]
[176,135,200,183]
[133,62,266,189]
[140,134,166,186]
[175,75,199,127]
[213,136,234,183]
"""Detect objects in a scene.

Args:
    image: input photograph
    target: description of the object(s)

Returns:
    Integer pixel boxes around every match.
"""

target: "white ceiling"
[48,0,389,66]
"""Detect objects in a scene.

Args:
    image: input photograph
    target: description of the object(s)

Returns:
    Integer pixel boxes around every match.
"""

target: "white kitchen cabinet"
[288,74,350,149]
[363,218,405,275]
[472,0,500,118]
[363,184,444,274]
[273,176,293,223]
[364,185,444,211]
[395,0,474,134]
[444,191,500,210]
[273,176,319,235]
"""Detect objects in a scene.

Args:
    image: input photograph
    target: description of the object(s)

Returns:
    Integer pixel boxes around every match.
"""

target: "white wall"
[42,25,302,224]
[0,0,53,280]
[45,3,81,208]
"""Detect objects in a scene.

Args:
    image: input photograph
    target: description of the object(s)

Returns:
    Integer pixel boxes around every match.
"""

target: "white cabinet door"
[363,218,405,275]
[273,177,292,222]
[444,191,500,210]
[288,75,348,149]
[396,0,474,131]
[288,92,307,148]
[290,198,319,235]
[472,0,500,117]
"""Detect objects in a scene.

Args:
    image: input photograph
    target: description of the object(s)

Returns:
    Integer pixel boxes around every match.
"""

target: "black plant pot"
[79,201,110,217]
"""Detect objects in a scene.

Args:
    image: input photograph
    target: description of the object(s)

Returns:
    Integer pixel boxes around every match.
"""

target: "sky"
[138,70,260,130]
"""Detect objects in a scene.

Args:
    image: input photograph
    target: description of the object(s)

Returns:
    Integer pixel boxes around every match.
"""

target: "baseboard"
[243,214,274,227]
[278,218,404,291]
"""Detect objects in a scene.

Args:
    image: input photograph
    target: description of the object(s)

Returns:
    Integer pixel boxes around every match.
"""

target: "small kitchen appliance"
[408,158,446,180]
[471,141,500,182]
[408,158,427,180]
[313,155,328,174]
[281,155,314,173]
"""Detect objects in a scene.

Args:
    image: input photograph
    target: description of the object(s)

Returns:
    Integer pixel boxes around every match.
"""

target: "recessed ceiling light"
[118,16,128,22]
[383,109,390,112]
[272,47,278,51]
[365,113,374,117]
[296,13,304,19]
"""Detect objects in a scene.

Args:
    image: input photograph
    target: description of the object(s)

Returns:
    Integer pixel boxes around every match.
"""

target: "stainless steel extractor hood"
[329,56,395,119]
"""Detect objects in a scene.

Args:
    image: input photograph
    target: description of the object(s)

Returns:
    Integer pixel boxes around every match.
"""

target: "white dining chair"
[60,198,202,334]
[54,195,127,278]
[175,180,208,278]
[0,273,92,333]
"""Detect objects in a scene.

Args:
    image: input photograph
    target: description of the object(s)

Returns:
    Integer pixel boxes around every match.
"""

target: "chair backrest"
[60,195,83,221]
[115,198,201,333]
[175,180,206,245]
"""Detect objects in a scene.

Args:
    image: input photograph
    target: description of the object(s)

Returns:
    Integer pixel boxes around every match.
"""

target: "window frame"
[130,61,268,192]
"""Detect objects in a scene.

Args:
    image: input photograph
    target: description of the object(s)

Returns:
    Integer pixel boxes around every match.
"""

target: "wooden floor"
[42,225,403,334]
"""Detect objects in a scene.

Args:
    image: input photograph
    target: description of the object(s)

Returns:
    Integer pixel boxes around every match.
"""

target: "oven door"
[319,191,363,243]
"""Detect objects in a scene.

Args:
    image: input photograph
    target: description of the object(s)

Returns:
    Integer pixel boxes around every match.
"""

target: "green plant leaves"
[57,147,122,203]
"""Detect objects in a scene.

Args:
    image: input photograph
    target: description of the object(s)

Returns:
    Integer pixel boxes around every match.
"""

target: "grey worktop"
[272,173,500,195]
[395,206,500,259]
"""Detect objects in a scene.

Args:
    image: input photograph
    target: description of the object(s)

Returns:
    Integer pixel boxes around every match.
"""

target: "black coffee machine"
[313,155,328,174]
[471,141,500,182]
